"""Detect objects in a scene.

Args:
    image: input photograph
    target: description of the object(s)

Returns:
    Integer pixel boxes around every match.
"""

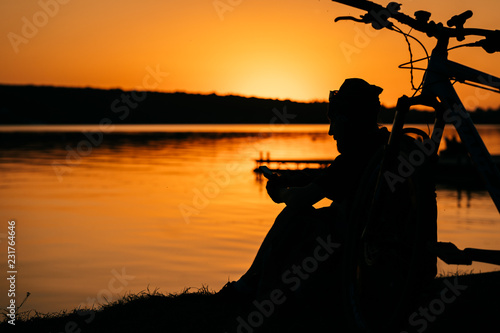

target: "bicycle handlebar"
[331,0,500,52]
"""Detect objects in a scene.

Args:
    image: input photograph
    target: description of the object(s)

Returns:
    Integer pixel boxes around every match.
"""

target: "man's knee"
[275,206,314,224]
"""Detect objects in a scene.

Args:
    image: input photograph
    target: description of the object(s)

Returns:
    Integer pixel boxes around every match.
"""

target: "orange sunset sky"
[1,0,500,109]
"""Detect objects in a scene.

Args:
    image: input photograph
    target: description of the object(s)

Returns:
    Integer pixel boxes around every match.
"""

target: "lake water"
[1,124,500,314]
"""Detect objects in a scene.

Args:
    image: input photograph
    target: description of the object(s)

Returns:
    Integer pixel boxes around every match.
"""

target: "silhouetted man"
[218,78,390,299]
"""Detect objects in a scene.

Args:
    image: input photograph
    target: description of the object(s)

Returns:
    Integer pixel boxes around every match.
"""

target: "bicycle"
[330,0,500,331]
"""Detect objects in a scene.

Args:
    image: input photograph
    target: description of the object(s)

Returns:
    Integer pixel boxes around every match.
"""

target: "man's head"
[327,78,383,153]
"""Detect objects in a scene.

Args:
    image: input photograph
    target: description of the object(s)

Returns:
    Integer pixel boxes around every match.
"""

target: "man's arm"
[268,182,326,208]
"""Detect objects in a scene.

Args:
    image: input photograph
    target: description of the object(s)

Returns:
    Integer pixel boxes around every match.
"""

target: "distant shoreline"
[1,84,500,125]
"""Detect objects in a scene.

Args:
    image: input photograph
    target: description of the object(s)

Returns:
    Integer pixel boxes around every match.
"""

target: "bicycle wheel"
[342,139,437,332]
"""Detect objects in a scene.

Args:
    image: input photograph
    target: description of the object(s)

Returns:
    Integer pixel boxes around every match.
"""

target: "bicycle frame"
[419,36,500,212]
[331,0,500,211]
[331,2,500,330]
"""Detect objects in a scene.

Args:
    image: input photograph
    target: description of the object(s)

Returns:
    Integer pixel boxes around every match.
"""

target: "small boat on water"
[435,137,500,187]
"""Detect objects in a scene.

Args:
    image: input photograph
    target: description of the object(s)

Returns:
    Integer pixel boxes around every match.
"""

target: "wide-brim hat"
[329,78,383,123]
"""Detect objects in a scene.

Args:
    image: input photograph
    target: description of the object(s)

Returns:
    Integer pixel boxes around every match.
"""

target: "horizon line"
[0,82,329,105]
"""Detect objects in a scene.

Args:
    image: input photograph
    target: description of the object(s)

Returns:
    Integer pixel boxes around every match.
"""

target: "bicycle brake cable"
[399,26,417,92]
[392,25,429,96]
[461,81,500,93]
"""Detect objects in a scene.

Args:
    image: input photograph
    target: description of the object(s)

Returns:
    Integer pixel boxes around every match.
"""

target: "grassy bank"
[2,271,499,332]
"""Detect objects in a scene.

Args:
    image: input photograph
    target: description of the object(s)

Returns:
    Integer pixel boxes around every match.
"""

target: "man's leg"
[237,205,344,297]
[237,206,313,289]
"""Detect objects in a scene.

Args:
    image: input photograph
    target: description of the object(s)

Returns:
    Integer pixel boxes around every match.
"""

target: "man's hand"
[269,181,327,207]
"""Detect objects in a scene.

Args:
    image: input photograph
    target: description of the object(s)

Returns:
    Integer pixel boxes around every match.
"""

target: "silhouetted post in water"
[217,78,407,300]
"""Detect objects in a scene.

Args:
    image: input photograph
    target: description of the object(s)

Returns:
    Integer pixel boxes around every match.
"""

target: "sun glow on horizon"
[1,0,500,108]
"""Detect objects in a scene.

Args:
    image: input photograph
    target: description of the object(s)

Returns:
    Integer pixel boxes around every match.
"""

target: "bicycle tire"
[342,137,437,332]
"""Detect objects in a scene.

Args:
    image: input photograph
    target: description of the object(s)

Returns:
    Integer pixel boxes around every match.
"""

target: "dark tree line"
[1,85,498,125]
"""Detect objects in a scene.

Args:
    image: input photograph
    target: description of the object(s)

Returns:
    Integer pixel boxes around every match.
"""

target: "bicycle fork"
[423,36,500,213]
